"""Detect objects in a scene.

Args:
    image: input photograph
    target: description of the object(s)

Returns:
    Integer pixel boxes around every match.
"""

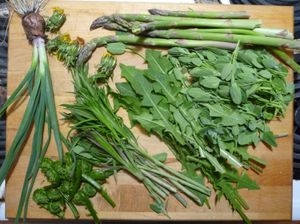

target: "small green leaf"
[221,63,235,80]
[230,82,242,105]
[262,131,277,147]
[259,70,272,79]
[187,88,211,102]
[191,58,202,66]
[200,77,220,89]
[106,42,126,55]
[238,132,254,145]
[153,152,168,163]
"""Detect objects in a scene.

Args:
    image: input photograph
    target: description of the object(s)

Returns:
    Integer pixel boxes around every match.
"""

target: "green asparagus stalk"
[254,28,293,39]
[270,48,300,73]
[148,8,250,19]
[90,14,261,31]
[77,34,237,65]
[147,29,300,49]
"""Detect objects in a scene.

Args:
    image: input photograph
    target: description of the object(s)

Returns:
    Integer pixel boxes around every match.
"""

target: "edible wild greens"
[45,34,211,219]
[114,46,293,223]
[62,65,211,216]
[0,4,66,223]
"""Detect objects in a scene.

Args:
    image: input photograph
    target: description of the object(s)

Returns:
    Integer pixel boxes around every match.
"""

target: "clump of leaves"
[115,47,293,223]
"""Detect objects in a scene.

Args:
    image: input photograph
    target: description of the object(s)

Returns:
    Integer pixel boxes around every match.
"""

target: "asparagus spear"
[254,28,293,39]
[77,34,237,65]
[147,29,300,49]
[90,14,261,31]
[148,8,250,19]
[270,48,300,73]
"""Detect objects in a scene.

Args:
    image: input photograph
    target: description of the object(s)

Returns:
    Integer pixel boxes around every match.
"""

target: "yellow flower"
[60,34,71,43]
[53,7,64,15]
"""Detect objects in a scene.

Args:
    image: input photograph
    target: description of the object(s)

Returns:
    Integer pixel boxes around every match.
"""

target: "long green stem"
[90,14,261,30]
[0,45,38,117]
[77,34,237,65]
[39,38,64,161]
[148,9,250,19]
[147,29,300,49]
[270,47,300,74]
[132,19,261,34]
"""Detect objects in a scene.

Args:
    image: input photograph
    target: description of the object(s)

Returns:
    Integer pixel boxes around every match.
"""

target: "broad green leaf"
[258,70,272,79]
[200,77,220,89]
[220,112,246,126]
[230,82,242,105]
[146,49,173,75]
[221,63,235,80]
[116,82,136,97]
[106,42,126,55]
[187,88,211,102]
[238,132,254,145]
[190,67,216,78]
[191,58,202,66]
[262,131,277,147]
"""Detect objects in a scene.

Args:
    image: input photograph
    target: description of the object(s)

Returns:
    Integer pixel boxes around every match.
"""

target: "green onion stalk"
[0,1,65,222]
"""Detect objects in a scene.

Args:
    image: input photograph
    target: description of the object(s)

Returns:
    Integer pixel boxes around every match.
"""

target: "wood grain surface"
[6,1,294,221]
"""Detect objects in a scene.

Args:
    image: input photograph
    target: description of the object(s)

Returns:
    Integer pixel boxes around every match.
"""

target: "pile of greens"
[6,6,293,224]
[114,46,293,222]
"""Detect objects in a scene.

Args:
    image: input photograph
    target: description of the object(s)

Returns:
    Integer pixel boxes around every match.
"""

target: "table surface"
[6,0,294,221]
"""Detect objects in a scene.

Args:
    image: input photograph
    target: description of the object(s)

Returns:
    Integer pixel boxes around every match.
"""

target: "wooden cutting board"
[6,0,294,221]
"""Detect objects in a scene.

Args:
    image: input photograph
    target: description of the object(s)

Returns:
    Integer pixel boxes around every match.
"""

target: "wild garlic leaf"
[106,42,126,55]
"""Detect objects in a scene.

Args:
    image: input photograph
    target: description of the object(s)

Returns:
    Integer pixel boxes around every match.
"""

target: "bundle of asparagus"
[77,8,300,74]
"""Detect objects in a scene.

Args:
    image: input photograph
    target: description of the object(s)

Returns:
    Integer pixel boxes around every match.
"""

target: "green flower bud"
[46,7,66,33]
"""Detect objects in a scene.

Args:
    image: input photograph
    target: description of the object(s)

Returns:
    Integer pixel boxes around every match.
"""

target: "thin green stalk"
[82,173,116,208]
[168,178,203,205]
[135,145,210,195]
[90,14,261,30]
[77,34,237,65]
[0,71,41,185]
[141,170,177,193]
[147,29,300,49]
[254,28,293,39]
[270,47,300,73]
[39,39,64,161]
[139,165,208,195]
[0,45,38,117]
[148,9,250,19]
[132,19,261,34]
